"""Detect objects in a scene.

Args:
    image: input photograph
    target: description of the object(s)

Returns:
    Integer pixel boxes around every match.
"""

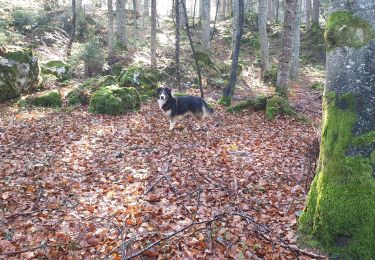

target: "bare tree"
[220,0,244,106]
[151,0,157,67]
[144,0,150,16]
[67,0,76,57]
[276,0,297,98]
[116,0,128,49]
[305,0,311,30]
[219,0,227,20]
[175,0,181,90]
[290,0,301,80]
[201,0,211,49]
[311,0,319,25]
[258,0,270,73]
[108,0,114,60]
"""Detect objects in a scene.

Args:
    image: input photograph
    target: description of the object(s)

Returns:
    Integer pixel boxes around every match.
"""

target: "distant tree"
[151,0,157,67]
[299,1,375,258]
[219,0,227,20]
[175,0,181,90]
[133,0,142,35]
[116,0,128,49]
[179,0,186,28]
[199,0,204,20]
[67,0,76,57]
[258,0,270,74]
[107,0,114,60]
[144,0,150,16]
[220,0,244,106]
[290,0,301,80]
[276,0,297,98]
[305,0,311,30]
[311,0,319,25]
[76,0,83,12]
[232,0,238,50]
[201,0,211,49]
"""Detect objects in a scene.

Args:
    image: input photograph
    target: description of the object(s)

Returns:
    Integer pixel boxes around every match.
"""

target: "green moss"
[241,32,260,49]
[66,86,90,105]
[370,151,375,165]
[89,85,141,115]
[172,92,187,97]
[262,64,278,86]
[41,60,70,82]
[226,95,267,113]
[325,11,375,51]
[265,96,297,120]
[3,48,32,63]
[352,131,375,147]
[310,82,324,91]
[28,90,62,108]
[218,95,232,107]
[298,92,375,258]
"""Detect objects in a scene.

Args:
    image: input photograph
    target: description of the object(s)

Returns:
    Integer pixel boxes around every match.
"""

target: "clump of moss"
[351,131,375,147]
[265,96,297,120]
[298,92,375,258]
[41,60,70,82]
[241,32,260,49]
[66,86,90,105]
[262,64,278,86]
[301,23,325,64]
[370,151,375,165]
[226,95,267,113]
[27,90,62,108]
[89,85,141,115]
[325,10,375,51]
[310,81,324,91]
[218,95,232,107]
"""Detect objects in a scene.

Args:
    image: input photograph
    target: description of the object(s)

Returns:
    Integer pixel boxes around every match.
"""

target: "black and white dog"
[157,87,213,130]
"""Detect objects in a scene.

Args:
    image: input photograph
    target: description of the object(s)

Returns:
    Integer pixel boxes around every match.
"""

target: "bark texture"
[298,0,375,258]
[67,0,76,57]
[201,0,211,49]
[175,0,181,90]
[258,0,271,72]
[276,0,297,97]
[312,0,319,23]
[151,0,157,67]
[116,0,127,49]
[144,0,150,16]
[107,0,114,59]
[290,0,301,80]
[305,0,311,30]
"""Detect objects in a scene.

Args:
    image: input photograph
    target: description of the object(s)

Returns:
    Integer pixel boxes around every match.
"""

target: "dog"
[157,87,213,130]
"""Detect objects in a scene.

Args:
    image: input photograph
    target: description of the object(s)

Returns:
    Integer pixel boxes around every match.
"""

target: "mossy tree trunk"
[298,0,375,258]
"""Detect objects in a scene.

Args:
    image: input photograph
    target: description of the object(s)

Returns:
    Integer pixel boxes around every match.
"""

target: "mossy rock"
[0,47,40,102]
[66,86,90,105]
[310,81,324,91]
[265,96,298,120]
[227,95,268,113]
[41,60,70,82]
[325,11,375,51]
[25,90,62,108]
[81,75,118,93]
[89,85,141,115]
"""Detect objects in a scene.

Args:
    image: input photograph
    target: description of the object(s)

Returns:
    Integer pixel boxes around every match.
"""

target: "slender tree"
[181,0,204,98]
[151,0,157,67]
[211,0,220,40]
[258,0,271,74]
[290,0,301,80]
[107,0,114,60]
[311,0,319,25]
[220,0,244,106]
[116,0,128,49]
[201,0,211,49]
[305,0,311,30]
[276,0,297,98]
[219,0,227,20]
[232,0,238,50]
[175,0,181,90]
[144,0,150,16]
[179,0,187,28]
[67,0,76,57]
[299,1,375,258]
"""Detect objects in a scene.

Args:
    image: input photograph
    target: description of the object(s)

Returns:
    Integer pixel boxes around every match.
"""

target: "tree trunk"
[311,0,319,24]
[67,0,76,57]
[232,0,238,50]
[211,0,220,40]
[220,0,227,20]
[108,0,114,60]
[143,0,150,16]
[116,0,128,49]
[199,0,204,20]
[290,0,301,80]
[175,0,181,90]
[221,0,244,106]
[258,0,270,73]
[181,0,204,98]
[133,0,142,35]
[275,0,279,22]
[299,1,375,258]
[179,0,186,28]
[227,0,232,16]
[151,0,157,67]
[276,0,297,98]
[305,0,311,30]
[201,0,211,49]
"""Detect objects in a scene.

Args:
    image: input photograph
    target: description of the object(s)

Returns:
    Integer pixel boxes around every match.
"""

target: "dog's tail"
[203,101,214,118]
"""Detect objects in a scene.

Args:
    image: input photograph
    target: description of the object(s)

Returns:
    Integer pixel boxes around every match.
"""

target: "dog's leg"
[169,118,176,130]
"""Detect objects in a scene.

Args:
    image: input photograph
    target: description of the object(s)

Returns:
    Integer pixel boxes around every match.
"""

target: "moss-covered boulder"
[265,96,298,120]
[89,85,141,115]
[66,86,90,105]
[118,64,161,98]
[23,90,62,108]
[41,60,70,82]
[226,95,268,113]
[0,47,41,102]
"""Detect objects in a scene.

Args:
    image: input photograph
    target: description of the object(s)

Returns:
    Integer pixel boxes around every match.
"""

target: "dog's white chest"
[157,99,166,110]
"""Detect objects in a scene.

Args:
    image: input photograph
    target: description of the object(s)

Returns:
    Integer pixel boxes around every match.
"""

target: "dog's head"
[157,87,172,100]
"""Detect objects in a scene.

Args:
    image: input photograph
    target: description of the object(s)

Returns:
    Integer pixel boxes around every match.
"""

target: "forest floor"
[1,3,327,259]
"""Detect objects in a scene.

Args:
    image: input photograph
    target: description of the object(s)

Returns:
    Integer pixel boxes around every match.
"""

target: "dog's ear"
[166,88,172,96]
[156,88,162,95]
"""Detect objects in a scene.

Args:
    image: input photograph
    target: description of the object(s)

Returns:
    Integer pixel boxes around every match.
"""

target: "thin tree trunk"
[232,0,238,50]
[305,0,311,30]
[108,0,114,60]
[151,0,157,68]
[220,0,227,20]
[181,0,204,98]
[116,0,128,49]
[258,0,270,73]
[221,0,244,105]
[67,0,76,57]
[210,0,220,40]
[175,0,181,90]
[76,0,83,12]
[276,0,297,98]
[202,0,211,49]
[275,0,279,22]
[290,0,301,80]
[144,0,150,16]
[193,0,197,27]
[179,0,186,28]
[311,0,319,24]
